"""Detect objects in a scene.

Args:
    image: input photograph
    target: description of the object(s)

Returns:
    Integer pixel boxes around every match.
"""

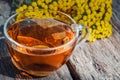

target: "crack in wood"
[66,60,81,80]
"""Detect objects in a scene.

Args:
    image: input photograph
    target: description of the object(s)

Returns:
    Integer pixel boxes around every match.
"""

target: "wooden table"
[0,14,120,80]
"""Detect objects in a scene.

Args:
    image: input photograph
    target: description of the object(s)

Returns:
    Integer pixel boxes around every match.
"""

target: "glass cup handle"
[76,24,89,45]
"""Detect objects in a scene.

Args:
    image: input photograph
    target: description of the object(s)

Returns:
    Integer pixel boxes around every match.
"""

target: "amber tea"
[7,18,76,76]
[4,10,89,77]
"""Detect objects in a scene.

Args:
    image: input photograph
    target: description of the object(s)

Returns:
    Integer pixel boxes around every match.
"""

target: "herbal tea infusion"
[4,10,89,76]
[7,18,76,76]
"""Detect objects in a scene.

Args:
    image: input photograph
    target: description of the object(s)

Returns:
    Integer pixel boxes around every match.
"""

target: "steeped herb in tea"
[7,18,76,76]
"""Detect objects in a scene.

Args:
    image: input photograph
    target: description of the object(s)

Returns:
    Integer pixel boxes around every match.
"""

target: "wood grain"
[68,27,120,80]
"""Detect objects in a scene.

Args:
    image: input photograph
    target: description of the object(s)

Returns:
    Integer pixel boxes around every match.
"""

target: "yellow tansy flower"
[28,6,33,10]
[15,0,113,42]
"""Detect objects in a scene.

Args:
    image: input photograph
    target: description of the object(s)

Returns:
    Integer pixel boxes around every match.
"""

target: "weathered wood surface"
[112,0,120,22]
[67,17,120,80]
[0,1,11,26]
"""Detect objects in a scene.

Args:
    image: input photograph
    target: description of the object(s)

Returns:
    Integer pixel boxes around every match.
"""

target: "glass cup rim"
[4,11,79,51]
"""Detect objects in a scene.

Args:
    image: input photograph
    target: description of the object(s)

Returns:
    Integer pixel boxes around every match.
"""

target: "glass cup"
[4,10,89,77]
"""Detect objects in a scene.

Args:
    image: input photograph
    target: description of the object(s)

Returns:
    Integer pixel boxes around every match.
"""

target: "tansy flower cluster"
[15,0,112,42]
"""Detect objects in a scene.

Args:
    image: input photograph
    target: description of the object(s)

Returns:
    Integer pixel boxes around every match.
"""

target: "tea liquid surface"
[7,18,75,76]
